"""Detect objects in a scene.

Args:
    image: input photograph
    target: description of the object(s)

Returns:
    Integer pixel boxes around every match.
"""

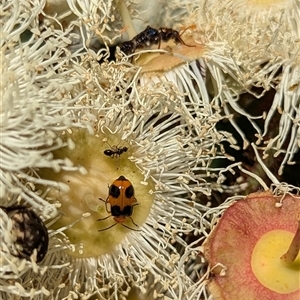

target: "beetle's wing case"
[98,176,140,231]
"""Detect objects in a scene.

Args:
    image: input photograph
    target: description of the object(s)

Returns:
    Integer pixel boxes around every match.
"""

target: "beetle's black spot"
[109,184,121,198]
[125,185,134,198]
[1,206,49,263]
[111,205,133,217]
[111,205,122,216]
[122,205,133,216]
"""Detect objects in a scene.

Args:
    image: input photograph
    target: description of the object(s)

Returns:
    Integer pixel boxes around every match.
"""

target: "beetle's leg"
[157,35,162,49]
[98,197,111,213]
[98,222,117,231]
[132,197,139,204]
[128,216,139,227]
[121,223,141,231]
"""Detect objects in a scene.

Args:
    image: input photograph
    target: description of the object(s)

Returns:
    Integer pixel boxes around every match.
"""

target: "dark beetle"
[1,205,49,263]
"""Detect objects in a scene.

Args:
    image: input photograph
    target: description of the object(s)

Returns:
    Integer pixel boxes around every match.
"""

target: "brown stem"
[280,220,300,263]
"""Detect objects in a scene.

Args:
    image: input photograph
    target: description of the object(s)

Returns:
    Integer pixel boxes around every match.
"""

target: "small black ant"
[103,146,128,158]
[103,140,128,170]
[120,26,194,55]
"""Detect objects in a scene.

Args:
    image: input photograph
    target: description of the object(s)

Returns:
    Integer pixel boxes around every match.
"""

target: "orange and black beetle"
[98,175,140,231]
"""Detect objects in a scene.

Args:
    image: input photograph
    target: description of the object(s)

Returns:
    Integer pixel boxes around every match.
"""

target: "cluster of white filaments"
[1,0,299,299]
[1,101,223,299]
[1,1,225,298]
[195,0,300,175]
[0,0,93,216]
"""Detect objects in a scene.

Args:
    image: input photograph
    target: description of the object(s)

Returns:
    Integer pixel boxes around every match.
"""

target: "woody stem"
[280,220,300,263]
